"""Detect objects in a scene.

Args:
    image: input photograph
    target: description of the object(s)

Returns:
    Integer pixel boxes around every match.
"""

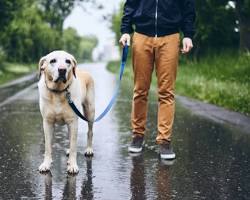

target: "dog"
[38,50,95,174]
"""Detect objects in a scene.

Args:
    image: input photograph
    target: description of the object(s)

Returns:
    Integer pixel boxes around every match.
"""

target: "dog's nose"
[58,68,66,75]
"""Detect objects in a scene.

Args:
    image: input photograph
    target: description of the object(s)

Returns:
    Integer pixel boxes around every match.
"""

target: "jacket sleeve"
[120,0,139,34]
[180,0,196,39]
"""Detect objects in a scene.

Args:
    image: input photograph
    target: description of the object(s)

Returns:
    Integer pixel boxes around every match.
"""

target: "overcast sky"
[64,0,123,49]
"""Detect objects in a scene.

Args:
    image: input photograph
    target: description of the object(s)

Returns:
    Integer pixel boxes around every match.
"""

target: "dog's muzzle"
[55,69,67,83]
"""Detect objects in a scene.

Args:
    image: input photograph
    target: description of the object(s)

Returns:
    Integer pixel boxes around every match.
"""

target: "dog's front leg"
[85,122,94,156]
[83,100,95,157]
[67,119,79,174]
[39,120,54,172]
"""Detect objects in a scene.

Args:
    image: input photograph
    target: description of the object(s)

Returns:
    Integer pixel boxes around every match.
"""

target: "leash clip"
[65,90,73,103]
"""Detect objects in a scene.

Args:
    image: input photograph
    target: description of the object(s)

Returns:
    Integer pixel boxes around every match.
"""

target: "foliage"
[63,28,81,58]
[111,3,124,46]
[0,0,25,66]
[0,48,6,67]
[107,51,250,115]
[63,28,98,61]
[111,1,250,54]
[0,0,23,31]
[175,51,250,114]
[2,4,62,63]
[39,0,93,32]
[0,62,35,85]
[79,36,98,62]
[39,0,77,32]
[234,0,250,51]
[194,1,239,56]
[0,0,98,67]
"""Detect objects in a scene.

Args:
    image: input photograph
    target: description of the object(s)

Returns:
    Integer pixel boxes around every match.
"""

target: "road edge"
[0,72,37,106]
[176,95,250,133]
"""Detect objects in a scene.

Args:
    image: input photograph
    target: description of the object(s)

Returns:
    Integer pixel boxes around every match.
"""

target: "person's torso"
[132,0,182,37]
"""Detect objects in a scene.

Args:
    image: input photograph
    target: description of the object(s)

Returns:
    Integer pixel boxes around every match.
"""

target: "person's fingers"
[181,39,193,54]
[119,38,125,47]
[187,42,193,53]
[119,38,122,45]
[181,41,188,54]
[119,34,130,47]
[185,42,189,51]
[122,39,126,47]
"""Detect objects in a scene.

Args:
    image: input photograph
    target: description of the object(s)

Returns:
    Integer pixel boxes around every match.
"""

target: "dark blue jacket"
[121,0,196,39]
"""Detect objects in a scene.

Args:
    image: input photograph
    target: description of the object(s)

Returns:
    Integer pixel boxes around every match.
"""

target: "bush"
[2,5,62,63]
[0,48,6,68]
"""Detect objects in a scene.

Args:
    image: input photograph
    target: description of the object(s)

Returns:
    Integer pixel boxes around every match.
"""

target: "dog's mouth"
[55,75,67,83]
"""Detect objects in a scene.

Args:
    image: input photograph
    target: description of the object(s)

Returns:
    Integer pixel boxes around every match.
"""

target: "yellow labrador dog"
[38,50,95,174]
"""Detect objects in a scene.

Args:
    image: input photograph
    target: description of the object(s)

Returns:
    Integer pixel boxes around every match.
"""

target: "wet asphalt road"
[0,62,250,200]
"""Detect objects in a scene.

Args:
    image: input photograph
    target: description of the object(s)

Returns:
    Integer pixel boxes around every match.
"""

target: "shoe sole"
[128,146,143,153]
[160,153,176,160]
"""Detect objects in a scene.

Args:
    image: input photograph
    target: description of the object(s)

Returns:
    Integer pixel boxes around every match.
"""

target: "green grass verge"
[0,62,36,85]
[107,52,250,115]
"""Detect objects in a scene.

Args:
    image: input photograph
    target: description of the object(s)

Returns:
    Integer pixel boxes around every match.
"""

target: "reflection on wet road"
[0,62,250,199]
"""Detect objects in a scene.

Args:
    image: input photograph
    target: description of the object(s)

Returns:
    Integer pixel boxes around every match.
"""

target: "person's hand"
[181,38,193,54]
[119,33,131,47]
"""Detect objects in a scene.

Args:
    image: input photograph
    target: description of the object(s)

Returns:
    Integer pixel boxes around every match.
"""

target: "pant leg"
[155,33,180,143]
[131,32,154,136]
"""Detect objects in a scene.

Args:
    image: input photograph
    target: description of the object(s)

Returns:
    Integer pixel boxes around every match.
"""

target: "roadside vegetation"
[107,51,250,115]
[0,0,98,85]
[108,1,250,115]
[0,63,36,85]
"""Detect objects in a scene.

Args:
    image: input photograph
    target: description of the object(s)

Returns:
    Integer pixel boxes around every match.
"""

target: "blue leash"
[66,44,129,123]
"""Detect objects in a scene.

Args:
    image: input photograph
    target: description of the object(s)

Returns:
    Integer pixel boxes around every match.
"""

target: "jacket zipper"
[155,0,158,37]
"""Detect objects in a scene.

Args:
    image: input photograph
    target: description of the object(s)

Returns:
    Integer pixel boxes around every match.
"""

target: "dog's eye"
[50,59,57,64]
[65,59,71,64]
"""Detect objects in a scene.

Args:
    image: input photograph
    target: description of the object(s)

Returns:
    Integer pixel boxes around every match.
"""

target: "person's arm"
[121,0,138,34]
[180,0,196,39]
[120,0,139,46]
[180,0,196,54]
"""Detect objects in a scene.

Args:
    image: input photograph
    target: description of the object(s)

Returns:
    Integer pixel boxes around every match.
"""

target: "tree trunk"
[239,19,250,51]
[235,0,250,51]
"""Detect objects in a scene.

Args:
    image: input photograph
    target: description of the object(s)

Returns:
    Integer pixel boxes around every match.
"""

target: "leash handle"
[122,43,129,63]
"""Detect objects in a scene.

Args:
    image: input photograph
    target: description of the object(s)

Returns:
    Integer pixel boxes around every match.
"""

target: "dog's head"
[38,50,77,83]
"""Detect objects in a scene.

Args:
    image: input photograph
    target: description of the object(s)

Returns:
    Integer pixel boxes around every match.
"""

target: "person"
[119,0,196,159]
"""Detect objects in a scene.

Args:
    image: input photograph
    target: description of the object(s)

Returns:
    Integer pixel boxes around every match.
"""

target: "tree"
[3,3,61,62]
[111,1,250,55]
[0,0,23,31]
[234,0,250,51]
[79,36,98,61]
[111,3,123,46]
[63,28,81,58]
[62,28,98,61]
[39,0,93,33]
[39,0,75,32]
[194,0,239,56]
[0,0,25,66]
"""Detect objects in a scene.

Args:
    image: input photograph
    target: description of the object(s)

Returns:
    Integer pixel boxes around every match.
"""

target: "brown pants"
[131,32,180,144]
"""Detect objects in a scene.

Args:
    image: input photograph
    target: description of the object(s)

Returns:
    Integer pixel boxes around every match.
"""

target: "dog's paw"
[65,149,70,157]
[84,148,94,157]
[67,162,79,174]
[39,161,51,172]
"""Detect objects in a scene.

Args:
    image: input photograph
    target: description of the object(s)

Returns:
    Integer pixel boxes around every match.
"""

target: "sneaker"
[159,142,176,160]
[128,135,144,153]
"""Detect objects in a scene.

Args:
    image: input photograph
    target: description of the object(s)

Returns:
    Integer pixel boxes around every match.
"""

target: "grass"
[0,62,36,85]
[107,51,250,115]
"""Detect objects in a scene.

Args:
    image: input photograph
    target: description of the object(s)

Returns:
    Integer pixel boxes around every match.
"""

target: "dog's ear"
[38,56,47,80]
[71,56,77,78]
